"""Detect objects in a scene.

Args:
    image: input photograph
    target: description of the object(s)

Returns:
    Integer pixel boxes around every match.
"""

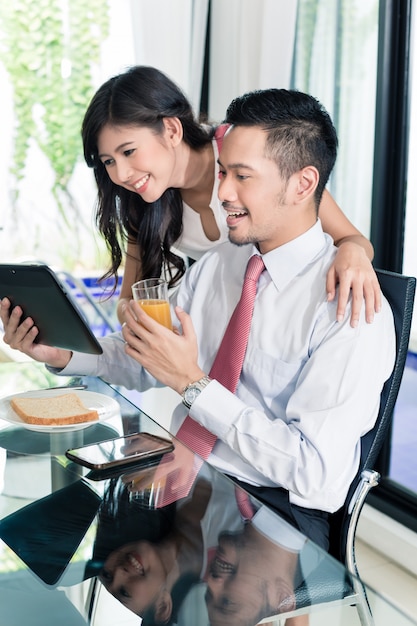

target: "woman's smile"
[125,552,145,576]
[133,174,150,193]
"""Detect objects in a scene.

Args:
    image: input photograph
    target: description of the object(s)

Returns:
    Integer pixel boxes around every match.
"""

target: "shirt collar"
[258,219,329,291]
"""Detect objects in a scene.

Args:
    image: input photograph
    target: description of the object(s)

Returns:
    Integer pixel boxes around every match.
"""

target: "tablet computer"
[0,263,103,354]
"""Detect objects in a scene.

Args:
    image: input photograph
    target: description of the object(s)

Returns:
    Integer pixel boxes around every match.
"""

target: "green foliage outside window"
[0,0,109,223]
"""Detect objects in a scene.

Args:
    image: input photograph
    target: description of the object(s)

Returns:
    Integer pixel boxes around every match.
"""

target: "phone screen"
[65,432,174,471]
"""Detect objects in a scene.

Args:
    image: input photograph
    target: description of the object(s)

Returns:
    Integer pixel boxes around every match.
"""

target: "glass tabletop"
[0,362,415,626]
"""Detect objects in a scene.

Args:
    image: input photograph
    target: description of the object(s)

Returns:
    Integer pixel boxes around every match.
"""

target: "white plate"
[0,389,121,433]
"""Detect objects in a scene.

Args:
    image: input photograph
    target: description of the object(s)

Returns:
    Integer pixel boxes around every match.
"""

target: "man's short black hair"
[224,88,338,206]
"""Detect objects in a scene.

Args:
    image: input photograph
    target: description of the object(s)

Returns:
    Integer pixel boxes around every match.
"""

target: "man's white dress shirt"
[61,220,396,513]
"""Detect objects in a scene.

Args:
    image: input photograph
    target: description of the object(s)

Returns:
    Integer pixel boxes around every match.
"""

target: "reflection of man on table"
[1,89,395,555]
[205,506,305,626]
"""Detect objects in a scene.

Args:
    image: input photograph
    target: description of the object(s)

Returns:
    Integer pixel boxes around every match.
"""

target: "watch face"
[185,386,201,405]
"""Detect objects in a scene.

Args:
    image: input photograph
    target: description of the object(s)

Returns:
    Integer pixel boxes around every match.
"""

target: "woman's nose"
[117,163,134,185]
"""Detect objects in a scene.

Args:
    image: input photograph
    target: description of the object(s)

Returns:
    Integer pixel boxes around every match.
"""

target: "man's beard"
[228,230,256,247]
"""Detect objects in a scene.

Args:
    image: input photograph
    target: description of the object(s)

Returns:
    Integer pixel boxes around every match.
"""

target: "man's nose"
[218,175,236,203]
[206,576,225,600]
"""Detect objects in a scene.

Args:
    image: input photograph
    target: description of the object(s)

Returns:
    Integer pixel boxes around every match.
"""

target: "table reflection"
[86,459,312,626]
[3,362,395,626]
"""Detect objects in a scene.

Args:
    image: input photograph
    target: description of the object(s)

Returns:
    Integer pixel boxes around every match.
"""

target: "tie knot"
[245,255,265,282]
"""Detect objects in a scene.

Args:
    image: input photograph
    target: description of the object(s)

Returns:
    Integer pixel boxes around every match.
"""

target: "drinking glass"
[131,278,172,329]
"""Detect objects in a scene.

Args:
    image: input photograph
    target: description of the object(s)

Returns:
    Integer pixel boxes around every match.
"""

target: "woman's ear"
[163,117,183,147]
[154,588,173,624]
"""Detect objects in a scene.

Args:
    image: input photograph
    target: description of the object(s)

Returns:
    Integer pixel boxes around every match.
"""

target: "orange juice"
[139,299,172,329]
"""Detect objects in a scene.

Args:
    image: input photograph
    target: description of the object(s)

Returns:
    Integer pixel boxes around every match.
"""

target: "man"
[0,88,395,552]
[205,506,315,626]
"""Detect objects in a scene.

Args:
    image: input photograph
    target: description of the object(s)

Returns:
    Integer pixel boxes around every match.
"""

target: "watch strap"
[181,375,212,409]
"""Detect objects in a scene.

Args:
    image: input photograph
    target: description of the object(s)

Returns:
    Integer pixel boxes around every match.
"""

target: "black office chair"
[266,269,416,626]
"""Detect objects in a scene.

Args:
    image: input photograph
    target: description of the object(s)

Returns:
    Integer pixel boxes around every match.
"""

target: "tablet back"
[0,263,103,354]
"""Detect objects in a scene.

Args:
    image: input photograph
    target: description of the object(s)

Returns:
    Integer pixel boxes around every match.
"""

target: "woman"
[82,65,379,326]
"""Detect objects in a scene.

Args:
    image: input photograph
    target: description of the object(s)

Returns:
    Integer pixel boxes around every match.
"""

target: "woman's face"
[97,120,181,202]
[99,540,169,615]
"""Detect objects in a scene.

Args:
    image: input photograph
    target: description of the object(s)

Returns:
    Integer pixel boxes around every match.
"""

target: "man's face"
[218,126,293,254]
[205,530,296,626]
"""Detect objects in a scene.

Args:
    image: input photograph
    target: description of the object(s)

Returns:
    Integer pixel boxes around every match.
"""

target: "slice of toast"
[10,393,99,426]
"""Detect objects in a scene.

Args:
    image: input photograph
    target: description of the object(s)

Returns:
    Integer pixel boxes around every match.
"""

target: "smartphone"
[65,432,174,472]
[0,263,103,354]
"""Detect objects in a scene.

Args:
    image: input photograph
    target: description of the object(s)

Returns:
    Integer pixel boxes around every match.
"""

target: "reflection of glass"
[122,452,168,509]
[128,480,166,509]
[132,278,172,329]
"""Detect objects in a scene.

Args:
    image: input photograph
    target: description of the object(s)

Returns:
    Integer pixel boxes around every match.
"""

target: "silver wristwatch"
[182,375,212,409]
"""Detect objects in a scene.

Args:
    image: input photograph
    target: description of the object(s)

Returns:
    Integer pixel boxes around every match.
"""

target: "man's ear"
[163,117,183,147]
[154,588,173,624]
[293,166,319,203]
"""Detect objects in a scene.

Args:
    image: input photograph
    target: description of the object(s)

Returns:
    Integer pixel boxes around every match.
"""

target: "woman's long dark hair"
[82,65,214,288]
[87,477,176,571]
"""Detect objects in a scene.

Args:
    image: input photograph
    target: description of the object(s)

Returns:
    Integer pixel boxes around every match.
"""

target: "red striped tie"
[176,254,266,458]
[235,486,255,520]
[156,255,265,508]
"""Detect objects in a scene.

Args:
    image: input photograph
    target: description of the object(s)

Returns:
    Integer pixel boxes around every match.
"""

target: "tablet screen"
[0,263,103,354]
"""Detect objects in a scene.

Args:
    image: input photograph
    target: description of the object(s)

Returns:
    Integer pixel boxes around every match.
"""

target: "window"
[0,0,135,274]
[384,0,417,524]
[291,0,379,237]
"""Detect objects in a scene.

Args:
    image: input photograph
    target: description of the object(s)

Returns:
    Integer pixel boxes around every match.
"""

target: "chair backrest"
[328,268,416,562]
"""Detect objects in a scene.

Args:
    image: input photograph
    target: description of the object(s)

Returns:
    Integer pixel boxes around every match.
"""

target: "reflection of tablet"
[0,263,103,354]
[0,479,102,585]
[66,432,174,471]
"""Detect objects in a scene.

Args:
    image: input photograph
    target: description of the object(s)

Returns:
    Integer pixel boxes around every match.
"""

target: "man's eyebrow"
[217,159,255,171]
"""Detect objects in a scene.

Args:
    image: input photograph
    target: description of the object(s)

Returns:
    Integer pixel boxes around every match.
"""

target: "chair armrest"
[345,469,380,576]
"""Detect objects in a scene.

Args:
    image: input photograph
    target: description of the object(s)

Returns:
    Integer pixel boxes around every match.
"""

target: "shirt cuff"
[45,349,100,376]
[189,378,248,440]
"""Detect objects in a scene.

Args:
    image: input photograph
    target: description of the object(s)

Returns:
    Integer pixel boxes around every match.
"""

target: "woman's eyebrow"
[98,141,135,158]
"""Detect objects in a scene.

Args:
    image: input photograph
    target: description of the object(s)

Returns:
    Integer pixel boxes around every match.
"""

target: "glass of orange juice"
[131,278,172,330]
